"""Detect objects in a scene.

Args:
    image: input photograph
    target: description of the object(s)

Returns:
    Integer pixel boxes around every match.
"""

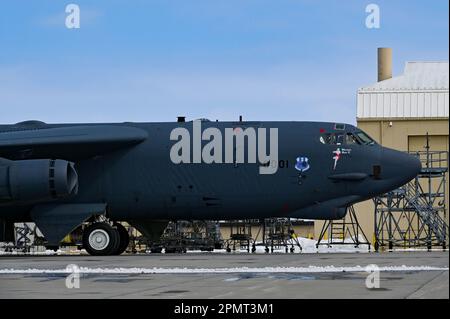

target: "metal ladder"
[403,183,448,244]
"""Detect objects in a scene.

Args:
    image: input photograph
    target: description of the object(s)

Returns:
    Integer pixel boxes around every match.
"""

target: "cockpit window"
[320,133,332,144]
[355,131,376,145]
[320,133,349,145]
[346,133,361,145]
[320,131,375,145]
[336,133,344,145]
[321,131,375,146]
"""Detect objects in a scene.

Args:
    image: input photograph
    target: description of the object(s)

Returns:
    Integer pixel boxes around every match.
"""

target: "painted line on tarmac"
[0,265,448,274]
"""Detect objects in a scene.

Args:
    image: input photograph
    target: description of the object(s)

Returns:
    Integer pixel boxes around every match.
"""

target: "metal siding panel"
[371,94,378,117]
[382,93,390,117]
[410,93,418,117]
[436,92,444,117]
[356,90,448,119]
[445,93,449,117]
[364,93,372,117]
[417,93,425,117]
[398,93,405,117]
[391,93,398,117]
[406,93,412,117]
[369,93,375,118]
[431,92,438,117]
[357,93,362,118]
[375,94,381,118]
[360,94,366,117]
[424,93,432,117]
[356,93,364,118]
[366,94,371,117]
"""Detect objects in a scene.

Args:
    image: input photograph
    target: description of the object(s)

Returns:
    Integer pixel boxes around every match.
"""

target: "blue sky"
[0,0,448,124]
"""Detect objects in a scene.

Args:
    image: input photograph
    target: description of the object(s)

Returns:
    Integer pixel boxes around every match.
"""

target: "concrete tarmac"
[0,252,448,299]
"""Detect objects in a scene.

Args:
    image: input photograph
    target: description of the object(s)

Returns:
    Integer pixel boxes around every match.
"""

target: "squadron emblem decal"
[294,156,310,185]
[295,156,310,173]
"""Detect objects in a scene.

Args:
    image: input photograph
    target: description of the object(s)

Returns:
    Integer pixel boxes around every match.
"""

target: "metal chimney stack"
[377,47,392,82]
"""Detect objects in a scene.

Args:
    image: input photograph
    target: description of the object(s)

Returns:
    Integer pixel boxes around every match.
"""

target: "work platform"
[374,149,448,251]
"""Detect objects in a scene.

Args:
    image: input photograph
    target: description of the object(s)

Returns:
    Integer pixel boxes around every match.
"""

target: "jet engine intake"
[0,159,78,203]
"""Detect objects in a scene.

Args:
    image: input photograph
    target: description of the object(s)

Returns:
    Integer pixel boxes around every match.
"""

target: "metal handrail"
[408,151,448,170]
[402,182,447,243]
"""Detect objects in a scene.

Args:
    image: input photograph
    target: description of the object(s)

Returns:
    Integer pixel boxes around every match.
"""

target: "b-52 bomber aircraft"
[0,118,421,255]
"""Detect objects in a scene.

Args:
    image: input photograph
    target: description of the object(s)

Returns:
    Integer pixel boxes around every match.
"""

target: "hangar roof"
[359,61,449,92]
[357,61,449,119]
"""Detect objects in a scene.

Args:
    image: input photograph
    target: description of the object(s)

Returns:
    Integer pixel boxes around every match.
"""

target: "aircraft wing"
[0,125,148,161]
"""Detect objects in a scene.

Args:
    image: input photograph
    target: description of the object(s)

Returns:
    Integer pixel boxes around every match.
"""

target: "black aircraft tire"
[114,223,130,255]
[82,222,120,256]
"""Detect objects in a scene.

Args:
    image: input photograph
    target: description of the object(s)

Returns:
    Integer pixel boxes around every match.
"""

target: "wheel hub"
[88,229,110,251]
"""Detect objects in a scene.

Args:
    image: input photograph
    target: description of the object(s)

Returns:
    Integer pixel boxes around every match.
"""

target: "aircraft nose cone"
[402,153,422,183]
[410,154,422,178]
[382,148,422,186]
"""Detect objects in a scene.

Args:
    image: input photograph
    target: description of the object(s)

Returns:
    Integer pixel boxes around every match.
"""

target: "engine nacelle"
[0,159,78,203]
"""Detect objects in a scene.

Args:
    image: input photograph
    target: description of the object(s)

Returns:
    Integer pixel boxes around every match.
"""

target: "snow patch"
[223,277,240,282]
[0,265,447,274]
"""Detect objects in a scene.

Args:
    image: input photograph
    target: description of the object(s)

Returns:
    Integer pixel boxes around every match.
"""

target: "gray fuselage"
[0,120,421,223]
